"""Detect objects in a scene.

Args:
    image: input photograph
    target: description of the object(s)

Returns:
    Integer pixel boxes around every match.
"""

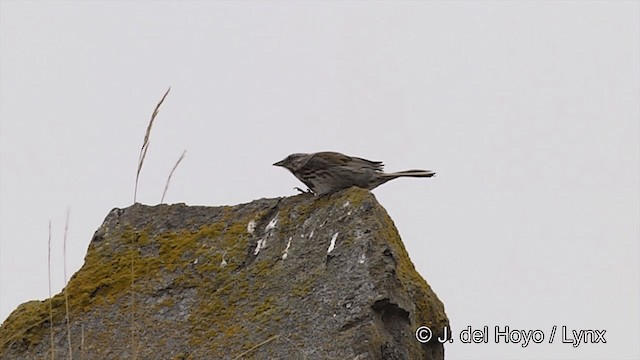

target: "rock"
[0,188,449,359]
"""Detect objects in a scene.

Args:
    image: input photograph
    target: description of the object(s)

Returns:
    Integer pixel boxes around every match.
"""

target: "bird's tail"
[386,169,436,178]
[369,169,436,190]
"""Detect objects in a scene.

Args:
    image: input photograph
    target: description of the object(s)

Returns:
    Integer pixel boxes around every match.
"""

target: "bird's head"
[273,153,309,172]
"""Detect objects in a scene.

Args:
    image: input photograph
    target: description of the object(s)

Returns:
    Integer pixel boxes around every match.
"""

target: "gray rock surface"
[0,188,449,359]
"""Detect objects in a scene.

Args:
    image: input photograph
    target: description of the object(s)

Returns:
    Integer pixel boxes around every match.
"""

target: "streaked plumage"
[273,151,435,195]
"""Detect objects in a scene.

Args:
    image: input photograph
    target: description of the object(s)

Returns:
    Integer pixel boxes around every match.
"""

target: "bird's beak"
[273,159,285,167]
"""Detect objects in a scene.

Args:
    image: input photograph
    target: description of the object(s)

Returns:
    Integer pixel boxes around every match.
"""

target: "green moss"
[0,205,265,353]
[0,300,53,351]
[377,210,448,331]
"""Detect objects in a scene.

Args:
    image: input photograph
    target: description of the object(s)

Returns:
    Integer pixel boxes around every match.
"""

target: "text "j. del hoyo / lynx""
[456,325,606,347]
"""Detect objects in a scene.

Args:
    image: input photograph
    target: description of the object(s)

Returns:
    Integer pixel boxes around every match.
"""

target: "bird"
[273,151,435,196]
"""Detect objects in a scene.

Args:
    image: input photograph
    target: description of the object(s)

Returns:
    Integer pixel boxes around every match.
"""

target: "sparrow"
[273,151,435,195]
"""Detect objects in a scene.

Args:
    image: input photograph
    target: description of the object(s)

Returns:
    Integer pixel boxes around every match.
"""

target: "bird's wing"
[305,152,381,170]
[305,152,385,172]
[304,152,353,170]
[349,156,385,171]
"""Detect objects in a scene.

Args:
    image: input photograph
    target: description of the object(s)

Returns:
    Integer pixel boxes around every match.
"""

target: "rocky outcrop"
[0,188,449,359]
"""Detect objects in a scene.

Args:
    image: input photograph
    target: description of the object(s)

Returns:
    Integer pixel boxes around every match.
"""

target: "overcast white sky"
[1,1,638,359]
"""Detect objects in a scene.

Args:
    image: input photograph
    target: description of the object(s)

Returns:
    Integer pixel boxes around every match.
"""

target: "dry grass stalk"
[130,87,170,358]
[48,221,54,360]
[231,335,280,360]
[160,149,187,203]
[80,323,85,360]
[63,209,73,360]
[230,334,308,359]
[130,240,135,359]
[279,335,308,359]
[133,87,171,203]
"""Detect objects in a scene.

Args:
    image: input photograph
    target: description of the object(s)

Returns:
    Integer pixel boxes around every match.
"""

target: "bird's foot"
[294,187,314,195]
